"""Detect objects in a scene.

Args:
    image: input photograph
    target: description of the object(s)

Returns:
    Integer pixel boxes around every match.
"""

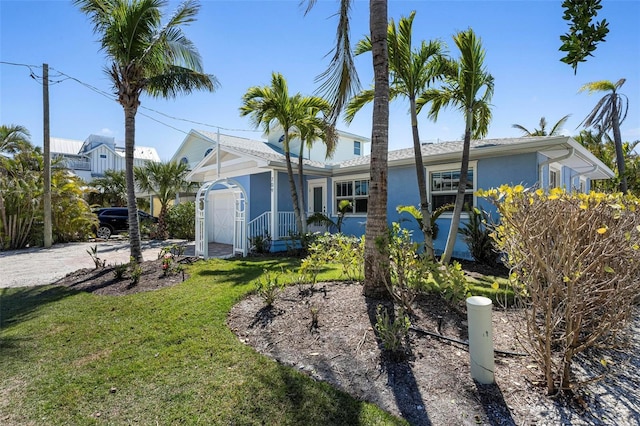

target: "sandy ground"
[0,238,190,288]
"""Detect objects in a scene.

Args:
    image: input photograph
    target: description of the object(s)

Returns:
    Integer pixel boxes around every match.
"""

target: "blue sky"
[1,0,639,161]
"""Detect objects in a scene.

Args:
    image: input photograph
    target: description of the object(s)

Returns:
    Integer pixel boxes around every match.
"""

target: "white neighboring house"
[51,134,160,183]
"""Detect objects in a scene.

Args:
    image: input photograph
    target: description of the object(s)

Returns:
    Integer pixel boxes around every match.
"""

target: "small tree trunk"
[611,101,627,194]
[441,107,472,264]
[409,97,434,260]
[297,142,308,234]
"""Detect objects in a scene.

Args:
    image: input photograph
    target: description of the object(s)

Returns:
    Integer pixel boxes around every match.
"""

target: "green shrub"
[254,270,283,306]
[374,305,411,357]
[459,207,499,266]
[166,201,195,240]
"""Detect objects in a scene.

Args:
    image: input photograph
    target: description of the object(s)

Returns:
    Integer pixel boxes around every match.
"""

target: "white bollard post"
[466,296,495,384]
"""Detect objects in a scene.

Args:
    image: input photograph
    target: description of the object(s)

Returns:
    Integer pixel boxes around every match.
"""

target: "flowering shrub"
[158,244,185,277]
[479,185,640,394]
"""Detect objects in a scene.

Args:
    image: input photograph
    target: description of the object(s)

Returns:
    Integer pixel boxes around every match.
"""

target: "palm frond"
[313,0,361,124]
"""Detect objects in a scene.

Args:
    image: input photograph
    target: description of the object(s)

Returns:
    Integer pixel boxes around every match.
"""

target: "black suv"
[95,207,158,239]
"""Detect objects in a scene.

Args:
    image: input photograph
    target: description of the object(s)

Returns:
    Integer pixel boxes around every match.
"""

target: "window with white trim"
[335,178,369,214]
[354,141,362,156]
[579,178,586,193]
[549,167,560,189]
[427,162,476,211]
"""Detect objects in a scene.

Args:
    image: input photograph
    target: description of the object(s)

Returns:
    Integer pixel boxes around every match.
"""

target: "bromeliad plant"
[480,185,640,395]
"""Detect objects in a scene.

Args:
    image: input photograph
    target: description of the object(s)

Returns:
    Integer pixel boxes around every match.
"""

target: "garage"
[196,178,247,259]
[210,190,235,245]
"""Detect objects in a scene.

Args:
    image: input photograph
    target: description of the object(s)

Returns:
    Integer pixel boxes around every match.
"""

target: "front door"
[307,179,327,232]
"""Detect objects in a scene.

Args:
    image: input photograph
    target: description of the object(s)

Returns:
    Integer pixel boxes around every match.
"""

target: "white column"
[270,170,278,240]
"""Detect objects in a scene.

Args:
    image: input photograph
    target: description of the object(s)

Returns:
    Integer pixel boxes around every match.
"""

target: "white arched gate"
[195,178,248,258]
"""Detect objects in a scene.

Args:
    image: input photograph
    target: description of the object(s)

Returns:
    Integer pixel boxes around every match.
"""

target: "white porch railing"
[248,211,271,239]
[278,212,297,239]
[248,211,298,241]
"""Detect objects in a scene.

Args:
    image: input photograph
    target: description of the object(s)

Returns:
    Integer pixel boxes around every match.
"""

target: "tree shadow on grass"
[252,353,405,425]
[0,285,79,330]
[194,257,301,286]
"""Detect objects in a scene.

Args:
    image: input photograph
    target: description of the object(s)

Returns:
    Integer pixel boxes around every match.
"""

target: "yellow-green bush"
[479,185,640,394]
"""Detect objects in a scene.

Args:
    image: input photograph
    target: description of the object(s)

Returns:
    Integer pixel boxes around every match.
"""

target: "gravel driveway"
[0,239,191,288]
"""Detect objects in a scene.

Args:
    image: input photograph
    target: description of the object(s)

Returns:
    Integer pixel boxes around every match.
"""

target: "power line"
[2,61,261,134]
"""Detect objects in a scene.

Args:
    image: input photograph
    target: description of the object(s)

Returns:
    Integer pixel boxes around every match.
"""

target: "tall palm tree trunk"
[363,0,391,299]
[124,106,142,263]
[442,107,473,264]
[409,97,434,259]
[284,147,304,235]
[611,102,627,193]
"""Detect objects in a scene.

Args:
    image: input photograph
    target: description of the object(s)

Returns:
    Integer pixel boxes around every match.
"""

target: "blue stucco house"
[183,129,613,259]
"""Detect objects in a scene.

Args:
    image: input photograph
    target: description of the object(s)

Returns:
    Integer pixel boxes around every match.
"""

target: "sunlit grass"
[0,258,405,425]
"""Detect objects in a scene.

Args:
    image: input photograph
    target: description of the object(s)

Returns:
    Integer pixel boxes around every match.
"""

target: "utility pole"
[43,63,52,248]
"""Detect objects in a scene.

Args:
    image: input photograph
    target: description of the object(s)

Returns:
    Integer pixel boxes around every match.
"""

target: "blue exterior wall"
[323,153,543,260]
[249,172,271,220]
[277,170,294,212]
[263,151,595,257]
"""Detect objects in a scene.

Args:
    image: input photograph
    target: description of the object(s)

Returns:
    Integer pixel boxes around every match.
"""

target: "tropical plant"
[396,202,454,243]
[166,201,195,240]
[134,161,194,239]
[0,145,42,249]
[75,0,217,262]
[579,78,629,193]
[459,207,498,266]
[306,199,352,233]
[512,115,571,137]
[418,28,494,264]
[0,124,31,157]
[575,129,640,194]
[346,11,445,260]
[88,169,127,207]
[0,141,94,249]
[240,72,331,236]
[51,171,97,243]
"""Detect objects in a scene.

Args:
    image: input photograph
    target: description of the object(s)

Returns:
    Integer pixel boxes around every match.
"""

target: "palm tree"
[345,11,445,260]
[75,0,217,262]
[240,72,330,235]
[134,161,194,239]
[512,114,571,137]
[418,28,494,265]
[304,0,390,298]
[578,78,629,193]
[0,124,32,157]
[294,105,336,233]
[89,170,127,207]
[576,128,640,194]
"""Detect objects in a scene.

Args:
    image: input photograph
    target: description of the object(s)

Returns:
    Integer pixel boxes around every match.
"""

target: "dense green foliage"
[166,201,195,240]
[0,138,95,250]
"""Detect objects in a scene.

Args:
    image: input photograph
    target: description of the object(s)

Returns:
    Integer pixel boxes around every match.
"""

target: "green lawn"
[1,258,406,425]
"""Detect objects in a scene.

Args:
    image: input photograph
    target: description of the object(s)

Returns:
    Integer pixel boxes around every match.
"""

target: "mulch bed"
[54,257,194,296]
[53,259,640,425]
